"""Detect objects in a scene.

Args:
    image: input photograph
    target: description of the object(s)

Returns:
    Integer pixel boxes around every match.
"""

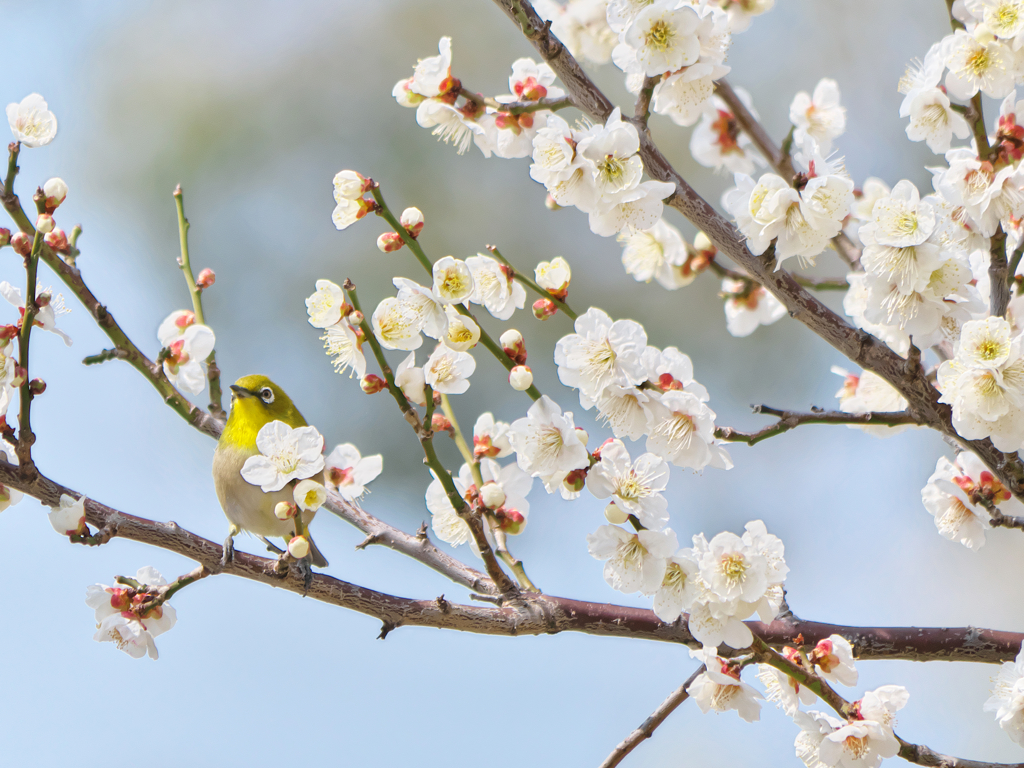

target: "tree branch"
[598,664,705,768]
[487,0,1024,506]
[716,407,921,445]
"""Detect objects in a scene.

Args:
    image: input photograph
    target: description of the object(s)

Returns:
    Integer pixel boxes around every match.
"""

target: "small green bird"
[213,374,329,567]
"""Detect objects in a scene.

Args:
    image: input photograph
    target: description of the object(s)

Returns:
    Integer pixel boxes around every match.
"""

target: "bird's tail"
[308,535,329,568]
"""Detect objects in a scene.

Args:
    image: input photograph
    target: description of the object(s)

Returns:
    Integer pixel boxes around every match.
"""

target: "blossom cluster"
[85,566,177,660]
[157,309,215,395]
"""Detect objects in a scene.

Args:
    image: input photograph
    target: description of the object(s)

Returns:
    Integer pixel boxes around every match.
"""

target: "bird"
[213,374,329,568]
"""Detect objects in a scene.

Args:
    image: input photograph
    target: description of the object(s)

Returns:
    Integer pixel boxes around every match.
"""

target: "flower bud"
[42,177,68,212]
[496,507,525,535]
[349,310,364,325]
[11,232,31,257]
[377,232,405,252]
[480,482,506,510]
[35,292,51,308]
[575,427,589,446]
[28,378,45,396]
[532,298,557,320]
[604,502,629,525]
[500,328,527,365]
[693,231,715,256]
[196,268,216,289]
[431,413,453,434]
[0,228,9,247]
[360,374,387,394]
[48,494,87,536]
[333,170,372,201]
[400,207,424,237]
[288,535,310,559]
[0,325,19,342]
[563,468,587,494]
[509,365,533,391]
[44,228,69,253]
[35,213,54,234]
[275,501,297,520]
[544,194,562,211]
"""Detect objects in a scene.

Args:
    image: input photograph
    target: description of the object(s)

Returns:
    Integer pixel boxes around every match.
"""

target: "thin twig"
[990,225,1011,317]
[598,665,705,768]
[716,407,920,445]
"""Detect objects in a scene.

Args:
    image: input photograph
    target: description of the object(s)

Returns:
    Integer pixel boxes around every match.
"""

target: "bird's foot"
[258,536,285,556]
[220,534,235,568]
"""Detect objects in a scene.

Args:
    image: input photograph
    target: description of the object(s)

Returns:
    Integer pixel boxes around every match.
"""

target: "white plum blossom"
[321,321,366,379]
[441,305,480,352]
[757,661,820,716]
[818,719,899,768]
[555,307,648,407]
[424,344,476,394]
[48,493,86,536]
[425,471,473,547]
[0,440,23,512]
[85,567,177,660]
[509,395,590,493]
[595,384,656,441]
[293,479,327,512]
[587,439,670,530]
[794,710,844,768]
[831,367,912,438]
[789,79,846,155]
[305,280,347,328]
[535,256,572,297]
[691,89,763,175]
[240,421,325,493]
[985,642,1024,745]
[432,257,475,304]
[473,413,513,459]
[371,296,424,352]
[466,254,526,320]
[651,550,701,622]
[622,0,701,76]
[408,37,454,98]
[644,389,731,470]
[652,61,731,127]
[325,443,383,501]
[394,278,447,340]
[687,646,763,722]
[579,107,643,197]
[618,217,694,289]
[0,281,72,346]
[810,635,859,687]
[534,0,617,66]
[700,530,768,603]
[7,93,57,148]
[921,451,1020,550]
[586,524,678,594]
[937,316,1024,450]
[395,351,427,406]
[943,29,1015,100]
[589,179,677,237]
[156,313,214,396]
[722,278,786,337]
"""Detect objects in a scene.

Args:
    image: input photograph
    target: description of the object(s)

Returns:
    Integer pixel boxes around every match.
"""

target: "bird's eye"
[260,387,274,404]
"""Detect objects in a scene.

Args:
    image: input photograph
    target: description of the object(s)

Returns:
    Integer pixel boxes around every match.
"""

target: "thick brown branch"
[7,455,1024,663]
[598,665,705,768]
[715,79,792,179]
[488,0,1024,505]
[716,407,921,445]
[991,226,1010,317]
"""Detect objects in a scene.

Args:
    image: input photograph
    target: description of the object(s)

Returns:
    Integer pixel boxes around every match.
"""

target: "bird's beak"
[230,385,256,400]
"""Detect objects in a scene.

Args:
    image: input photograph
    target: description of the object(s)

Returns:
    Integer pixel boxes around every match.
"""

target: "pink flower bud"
[376,232,405,253]
[508,365,533,391]
[0,325,18,342]
[532,298,557,320]
[0,228,9,247]
[28,378,45,395]
[544,194,562,211]
[288,535,310,559]
[399,207,424,237]
[563,467,588,493]
[11,232,32,256]
[431,413,453,434]
[360,374,387,394]
[42,177,68,212]
[500,328,527,365]
[35,213,54,234]
[44,228,69,253]
[196,268,216,289]
[35,292,51,308]
[275,501,297,520]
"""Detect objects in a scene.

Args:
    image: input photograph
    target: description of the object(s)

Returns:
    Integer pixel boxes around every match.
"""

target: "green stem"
[970,93,993,162]
[487,245,577,320]
[173,185,223,416]
[2,143,20,204]
[1008,239,1024,288]
[489,518,539,592]
[16,227,42,476]
[440,393,481,485]
[370,186,543,401]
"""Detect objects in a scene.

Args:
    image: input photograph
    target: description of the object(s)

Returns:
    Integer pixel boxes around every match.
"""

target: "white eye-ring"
[260,387,274,404]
